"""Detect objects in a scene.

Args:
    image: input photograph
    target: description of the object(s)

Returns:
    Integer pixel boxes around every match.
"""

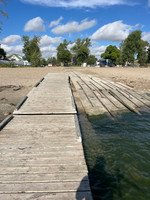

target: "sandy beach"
[0,66,150,122]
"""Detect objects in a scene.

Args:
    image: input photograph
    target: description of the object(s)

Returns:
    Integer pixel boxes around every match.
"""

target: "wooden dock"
[70,72,150,117]
[0,73,93,200]
[1,72,150,199]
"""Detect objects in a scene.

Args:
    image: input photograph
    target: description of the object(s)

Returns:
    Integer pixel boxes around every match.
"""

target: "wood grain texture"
[0,73,92,199]
[70,72,150,116]
[14,73,76,115]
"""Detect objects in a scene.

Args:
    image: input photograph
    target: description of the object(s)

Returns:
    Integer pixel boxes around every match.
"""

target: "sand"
[0,66,150,122]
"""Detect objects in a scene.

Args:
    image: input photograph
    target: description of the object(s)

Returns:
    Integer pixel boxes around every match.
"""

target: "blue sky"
[0,0,150,58]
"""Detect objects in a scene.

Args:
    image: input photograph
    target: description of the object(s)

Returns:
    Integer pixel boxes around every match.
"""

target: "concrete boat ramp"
[0,72,150,199]
[0,73,92,200]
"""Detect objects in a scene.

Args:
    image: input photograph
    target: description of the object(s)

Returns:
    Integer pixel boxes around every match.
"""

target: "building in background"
[9,54,30,66]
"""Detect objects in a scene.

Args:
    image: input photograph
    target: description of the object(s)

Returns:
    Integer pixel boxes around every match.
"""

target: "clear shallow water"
[80,111,150,200]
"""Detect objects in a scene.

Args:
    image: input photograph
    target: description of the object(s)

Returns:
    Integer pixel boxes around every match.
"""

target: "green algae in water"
[80,111,150,200]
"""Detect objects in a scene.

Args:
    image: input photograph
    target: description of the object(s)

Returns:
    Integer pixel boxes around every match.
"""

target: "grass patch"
[0,62,17,68]
[0,63,36,68]
[71,65,81,67]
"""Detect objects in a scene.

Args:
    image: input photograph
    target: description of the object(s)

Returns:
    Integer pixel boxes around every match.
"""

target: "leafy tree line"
[0,1,150,67]
[57,38,97,66]
[1,30,150,67]
[21,36,97,67]
[101,30,150,66]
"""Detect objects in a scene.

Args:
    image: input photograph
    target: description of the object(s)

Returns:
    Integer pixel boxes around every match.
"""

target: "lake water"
[80,110,150,200]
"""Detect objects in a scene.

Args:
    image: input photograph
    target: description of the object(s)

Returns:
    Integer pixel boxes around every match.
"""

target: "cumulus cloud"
[91,20,133,42]
[40,35,62,46]
[142,32,150,41]
[1,35,21,45]
[2,43,57,59]
[40,45,57,58]
[49,16,63,28]
[89,41,107,57]
[90,46,107,57]
[1,44,23,55]
[21,0,132,8]
[24,17,45,32]
[51,18,97,35]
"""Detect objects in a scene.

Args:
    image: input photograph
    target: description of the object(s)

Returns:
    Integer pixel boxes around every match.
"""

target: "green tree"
[47,57,57,66]
[147,46,150,63]
[0,47,6,59]
[101,45,121,64]
[22,35,41,67]
[86,55,97,65]
[57,40,72,66]
[71,38,91,65]
[22,36,30,61]
[0,0,9,32]
[137,40,149,65]
[41,58,47,66]
[51,57,57,66]
[120,40,134,64]
[121,30,148,65]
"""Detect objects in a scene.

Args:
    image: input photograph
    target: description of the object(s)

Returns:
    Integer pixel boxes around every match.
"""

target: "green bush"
[0,62,16,68]
[0,63,32,68]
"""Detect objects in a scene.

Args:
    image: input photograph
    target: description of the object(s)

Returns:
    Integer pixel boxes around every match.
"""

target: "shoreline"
[0,67,150,122]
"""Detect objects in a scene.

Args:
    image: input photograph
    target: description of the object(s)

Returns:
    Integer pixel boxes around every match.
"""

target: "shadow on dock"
[76,176,92,200]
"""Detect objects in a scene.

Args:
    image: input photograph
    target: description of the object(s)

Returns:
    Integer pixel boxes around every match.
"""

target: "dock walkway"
[0,73,93,200]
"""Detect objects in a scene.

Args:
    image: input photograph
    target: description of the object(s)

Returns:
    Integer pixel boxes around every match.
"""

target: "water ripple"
[81,111,150,200]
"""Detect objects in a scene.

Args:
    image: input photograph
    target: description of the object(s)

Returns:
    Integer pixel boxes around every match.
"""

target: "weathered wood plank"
[0,145,83,151]
[0,159,86,166]
[0,151,84,158]
[71,72,150,116]
[0,114,91,198]
[0,173,88,183]
[70,74,107,115]
[0,165,88,174]
[14,73,76,115]
[0,155,85,161]
[88,77,125,109]
[0,181,91,193]
[0,73,93,199]
[0,192,93,200]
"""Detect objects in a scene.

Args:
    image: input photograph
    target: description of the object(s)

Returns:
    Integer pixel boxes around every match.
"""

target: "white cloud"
[2,43,58,59]
[89,41,107,57]
[90,46,107,57]
[1,34,60,59]
[142,32,150,41]
[40,35,62,46]
[91,20,133,42]
[24,17,45,32]
[49,16,63,28]
[1,44,23,55]
[21,0,133,8]
[1,35,21,45]
[40,45,57,58]
[51,18,97,35]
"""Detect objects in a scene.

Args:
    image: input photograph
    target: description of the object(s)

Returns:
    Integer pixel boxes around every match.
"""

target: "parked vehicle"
[108,62,116,67]
[99,60,107,67]
[48,63,52,67]
[99,59,116,67]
